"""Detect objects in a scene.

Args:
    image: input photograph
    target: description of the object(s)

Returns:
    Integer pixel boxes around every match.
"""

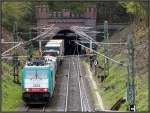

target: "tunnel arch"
[52,29,82,55]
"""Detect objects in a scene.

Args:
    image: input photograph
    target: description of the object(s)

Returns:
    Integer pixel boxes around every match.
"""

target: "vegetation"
[47,2,94,14]
[96,1,148,24]
[2,2,34,32]
[2,62,22,111]
[96,1,130,24]
[118,0,148,27]
[96,49,148,111]
[1,1,148,112]
[95,2,149,109]
[119,1,148,16]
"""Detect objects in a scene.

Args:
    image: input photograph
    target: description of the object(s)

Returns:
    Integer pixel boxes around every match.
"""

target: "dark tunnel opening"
[53,29,82,55]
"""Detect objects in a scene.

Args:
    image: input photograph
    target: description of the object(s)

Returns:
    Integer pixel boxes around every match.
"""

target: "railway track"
[64,56,82,111]
[77,56,91,112]
[64,57,71,112]
[25,104,47,112]
[64,56,92,112]
[22,56,93,112]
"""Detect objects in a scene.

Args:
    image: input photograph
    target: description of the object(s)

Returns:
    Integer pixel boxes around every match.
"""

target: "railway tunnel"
[53,29,82,55]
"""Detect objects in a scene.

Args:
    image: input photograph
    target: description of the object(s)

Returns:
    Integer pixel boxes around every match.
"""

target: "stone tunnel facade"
[35,4,97,55]
[35,4,97,30]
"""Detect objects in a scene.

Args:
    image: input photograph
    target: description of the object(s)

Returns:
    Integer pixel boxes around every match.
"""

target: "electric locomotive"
[22,39,64,104]
[22,57,57,104]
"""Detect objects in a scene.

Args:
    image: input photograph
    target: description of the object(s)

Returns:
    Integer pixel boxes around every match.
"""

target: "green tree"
[119,1,148,18]
[47,2,93,14]
[2,2,33,31]
[119,0,148,27]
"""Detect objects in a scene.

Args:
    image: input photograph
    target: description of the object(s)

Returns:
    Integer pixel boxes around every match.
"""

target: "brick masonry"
[35,4,97,31]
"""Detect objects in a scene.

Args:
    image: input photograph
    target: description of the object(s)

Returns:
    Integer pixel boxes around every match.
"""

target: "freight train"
[43,40,64,57]
[43,39,64,65]
[22,39,64,104]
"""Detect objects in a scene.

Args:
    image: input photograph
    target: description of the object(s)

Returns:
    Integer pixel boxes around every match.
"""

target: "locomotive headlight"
[26,88,29,92]
[44,88,47,92]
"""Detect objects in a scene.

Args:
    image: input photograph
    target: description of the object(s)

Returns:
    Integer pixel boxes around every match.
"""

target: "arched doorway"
[53,29,82,55]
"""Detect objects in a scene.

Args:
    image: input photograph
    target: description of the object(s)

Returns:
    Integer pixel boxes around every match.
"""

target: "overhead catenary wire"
[1,54,97,60]
[71,27,95,40]
[75,41,127,67]
[2,43,23,56]
[1,41,23,44]
[71,25,127,49]
[74,41,127,45]
[71,27,96,42]
[1,24,57,57]
[70,25,128,67]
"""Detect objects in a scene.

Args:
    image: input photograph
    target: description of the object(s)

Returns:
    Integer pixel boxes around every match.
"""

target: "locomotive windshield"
[43,51,58,56]
[25,70,48,79]
[44,47,60,51]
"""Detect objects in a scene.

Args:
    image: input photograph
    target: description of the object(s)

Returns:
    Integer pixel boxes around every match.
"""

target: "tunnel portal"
[53,29,82,55]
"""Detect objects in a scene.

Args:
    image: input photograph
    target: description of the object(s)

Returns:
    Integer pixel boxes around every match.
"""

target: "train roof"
[44,55,57,59]
[46,40,63,45]
[45,43,61,47]
[48,40,63,43]
[24,65,50,69]
[43,49,59,52]
[25,57,46,66]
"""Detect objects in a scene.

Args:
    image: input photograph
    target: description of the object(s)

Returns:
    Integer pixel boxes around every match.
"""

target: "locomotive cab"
[22,65,54,104]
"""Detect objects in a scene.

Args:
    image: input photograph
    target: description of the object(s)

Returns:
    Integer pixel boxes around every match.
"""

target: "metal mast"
[12,22,20,83]
[27,30,33,61]
[126,33,136,111]
[103,20,109,79]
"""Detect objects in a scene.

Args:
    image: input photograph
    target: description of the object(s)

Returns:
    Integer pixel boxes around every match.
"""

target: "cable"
[1,25,57,57]
[71,27,96,42]
[2,43,22,56]
[71,26,127,65]
[71,26,127,50]
[75,41,127,67]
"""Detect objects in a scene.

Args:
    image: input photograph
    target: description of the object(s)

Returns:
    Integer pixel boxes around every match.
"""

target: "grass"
[2,61,22,112]
[1,50,41,112]
[1,49,41,111]
[95,48,148,112]
[100,63,128,111]
[82,61,102,109]
[135,72,148,111]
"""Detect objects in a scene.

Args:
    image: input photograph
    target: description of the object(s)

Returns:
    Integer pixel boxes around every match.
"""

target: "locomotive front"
[22,66,52,104]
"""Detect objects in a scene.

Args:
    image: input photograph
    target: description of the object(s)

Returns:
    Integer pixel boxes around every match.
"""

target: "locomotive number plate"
[33,84,40,87]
